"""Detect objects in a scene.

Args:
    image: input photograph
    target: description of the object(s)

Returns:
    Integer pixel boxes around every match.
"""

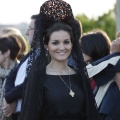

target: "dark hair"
[81,29,111,61]
[0,35,22,60]
[44,22,74,45]
[1,27,28,60]
[21,19,99,120]
[31,14,39,19]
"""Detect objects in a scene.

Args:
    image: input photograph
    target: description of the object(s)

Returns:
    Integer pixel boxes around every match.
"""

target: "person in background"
[110,39,120,91]
[2,14,39,120]
[20,0,99,120]
[81,29,111,64]
[0,34,21,120]
[0,27,28,61]
[80,29,111,90]
[80,29,120,120]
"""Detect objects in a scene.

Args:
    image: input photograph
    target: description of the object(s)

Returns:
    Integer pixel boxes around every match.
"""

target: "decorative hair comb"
[31,0,81,53]
[40,0,74,21]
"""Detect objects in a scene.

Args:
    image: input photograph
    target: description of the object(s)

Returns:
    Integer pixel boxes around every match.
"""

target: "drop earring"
[46,49,48,57]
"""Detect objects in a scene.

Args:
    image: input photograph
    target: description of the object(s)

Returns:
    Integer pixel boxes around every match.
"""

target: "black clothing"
[99,82,120,120]
[41,74,85,120]
[12,112,20,120]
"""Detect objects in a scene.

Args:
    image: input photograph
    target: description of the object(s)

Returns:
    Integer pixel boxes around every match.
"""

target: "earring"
[46,49,48,57]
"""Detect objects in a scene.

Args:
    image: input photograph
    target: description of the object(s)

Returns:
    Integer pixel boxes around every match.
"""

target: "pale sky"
[0,0,116,24]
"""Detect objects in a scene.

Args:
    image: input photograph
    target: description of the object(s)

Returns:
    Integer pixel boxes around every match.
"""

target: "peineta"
[40,0,73,21]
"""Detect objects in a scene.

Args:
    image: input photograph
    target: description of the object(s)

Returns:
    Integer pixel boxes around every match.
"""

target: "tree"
[116,0,120,32]
[75,8,116,40]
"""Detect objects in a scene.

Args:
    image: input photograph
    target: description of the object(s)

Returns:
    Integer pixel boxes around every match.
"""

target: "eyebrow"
[51,39,70,41]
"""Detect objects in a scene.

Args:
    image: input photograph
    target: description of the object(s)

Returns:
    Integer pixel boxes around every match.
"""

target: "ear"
[44,45,48,50]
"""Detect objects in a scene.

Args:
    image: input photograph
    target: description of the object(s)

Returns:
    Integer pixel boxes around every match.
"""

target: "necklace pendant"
[69,90,75,97]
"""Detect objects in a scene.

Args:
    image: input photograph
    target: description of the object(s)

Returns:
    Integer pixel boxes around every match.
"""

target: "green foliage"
[75,9,116,41]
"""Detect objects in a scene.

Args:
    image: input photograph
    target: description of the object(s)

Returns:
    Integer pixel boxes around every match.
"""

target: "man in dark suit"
[2,14,39,120]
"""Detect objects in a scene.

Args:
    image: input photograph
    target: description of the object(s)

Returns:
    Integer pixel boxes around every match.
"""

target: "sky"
[0,0,116,24]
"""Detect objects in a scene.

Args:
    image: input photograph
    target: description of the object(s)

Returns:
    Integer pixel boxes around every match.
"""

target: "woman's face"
[45,30,72,62]
[0,51,7,67]
[83,53,92,64]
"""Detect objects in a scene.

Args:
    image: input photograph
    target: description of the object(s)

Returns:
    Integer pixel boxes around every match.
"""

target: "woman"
[0,34,21,120]
[80,29,117,90]
[20,0,99,120]
[0,27,29,61]
[80,29,120,120]
[80,29,111,90]
[81,29,111,64]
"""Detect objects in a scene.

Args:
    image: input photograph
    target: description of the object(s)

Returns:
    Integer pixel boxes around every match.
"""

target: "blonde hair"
[0,27,29,60]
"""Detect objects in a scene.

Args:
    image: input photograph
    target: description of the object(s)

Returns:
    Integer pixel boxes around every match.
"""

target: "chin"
[55,57,68,62]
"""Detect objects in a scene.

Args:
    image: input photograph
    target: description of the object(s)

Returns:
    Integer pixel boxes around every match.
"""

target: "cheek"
[0,56,5,64]
[83,54,87,61]
[29,31,34,37]
[47,45,57,51]
[83,53,91,62]
[48,49,56,58]
[67,45,72,51]
[32,30,35,35]
[48,48,56,54]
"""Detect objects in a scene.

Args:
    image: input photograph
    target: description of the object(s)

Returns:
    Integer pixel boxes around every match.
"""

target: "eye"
[64,40,70,44]
[52,41,59,45]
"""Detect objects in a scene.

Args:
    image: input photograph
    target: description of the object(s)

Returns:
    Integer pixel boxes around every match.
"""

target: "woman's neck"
[46,60,69,75]
[46,60,76,75]
[50,60,68,71]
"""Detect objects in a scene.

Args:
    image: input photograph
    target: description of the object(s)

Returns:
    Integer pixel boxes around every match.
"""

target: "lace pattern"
[40,0,73,21]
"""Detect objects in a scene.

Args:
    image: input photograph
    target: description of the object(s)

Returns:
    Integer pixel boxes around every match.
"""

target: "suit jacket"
[88,52,120,120]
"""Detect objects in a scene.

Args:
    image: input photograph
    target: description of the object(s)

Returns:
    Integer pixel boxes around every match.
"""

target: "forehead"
[50,30,70,40]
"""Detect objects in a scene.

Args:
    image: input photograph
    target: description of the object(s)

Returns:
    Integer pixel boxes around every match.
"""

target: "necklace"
[50,64,75,97]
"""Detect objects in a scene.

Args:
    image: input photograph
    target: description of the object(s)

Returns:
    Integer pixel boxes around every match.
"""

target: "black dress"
[41,74,86,120]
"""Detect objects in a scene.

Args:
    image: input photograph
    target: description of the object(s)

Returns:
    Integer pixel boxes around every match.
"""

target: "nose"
[59,43,65,50]
[25,29,29,36]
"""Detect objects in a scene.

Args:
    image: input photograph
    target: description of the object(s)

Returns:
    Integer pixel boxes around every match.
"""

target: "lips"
[59,53,65,55]
[56,51,67,55]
